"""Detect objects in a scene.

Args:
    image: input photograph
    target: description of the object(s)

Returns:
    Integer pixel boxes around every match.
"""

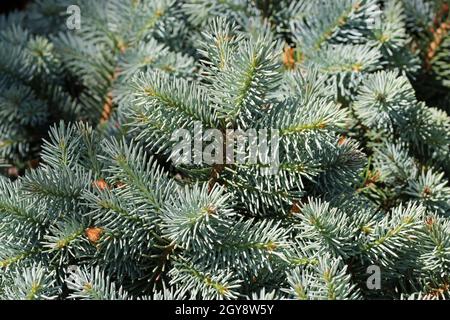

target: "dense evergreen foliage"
[0,0,449,300]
